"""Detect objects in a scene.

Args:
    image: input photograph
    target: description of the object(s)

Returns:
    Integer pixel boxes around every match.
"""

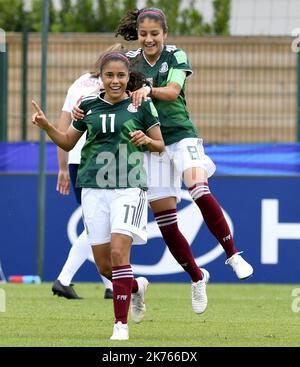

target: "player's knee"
[111,248,127,266]
[183,167,208,188]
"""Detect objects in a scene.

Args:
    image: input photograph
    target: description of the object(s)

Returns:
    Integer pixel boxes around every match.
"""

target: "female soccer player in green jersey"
[115,8,253,312]
[32,51,164,341]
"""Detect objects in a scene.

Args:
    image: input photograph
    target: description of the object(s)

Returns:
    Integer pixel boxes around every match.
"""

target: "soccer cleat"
[104,288,113,299]
[225,252,253,280]
[52,279,82,300]
[110,321,129,340]
[131,277,149,323]
[191,268,210,314]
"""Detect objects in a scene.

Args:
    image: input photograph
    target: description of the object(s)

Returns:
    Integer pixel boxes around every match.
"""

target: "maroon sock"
[112,265,133,324]
[132,279,138,293]
[189,183,237,259]
[155,209,202,282]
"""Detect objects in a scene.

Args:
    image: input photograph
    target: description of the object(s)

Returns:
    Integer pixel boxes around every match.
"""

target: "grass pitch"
[0,282,299,347]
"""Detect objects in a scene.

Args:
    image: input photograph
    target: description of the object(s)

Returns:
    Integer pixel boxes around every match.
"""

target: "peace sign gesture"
[31,100,49,129]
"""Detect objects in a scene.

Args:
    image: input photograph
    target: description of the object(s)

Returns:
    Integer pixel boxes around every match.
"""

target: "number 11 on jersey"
[100,114,115,133]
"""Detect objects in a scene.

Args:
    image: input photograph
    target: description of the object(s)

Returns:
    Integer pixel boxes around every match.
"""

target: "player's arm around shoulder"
[150,80,181,101]
[152,54,185,102]
[152,47,191,101]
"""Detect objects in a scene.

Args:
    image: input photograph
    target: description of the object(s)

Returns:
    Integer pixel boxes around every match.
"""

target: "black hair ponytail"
[115,9,140,41]
[127,71,147,92]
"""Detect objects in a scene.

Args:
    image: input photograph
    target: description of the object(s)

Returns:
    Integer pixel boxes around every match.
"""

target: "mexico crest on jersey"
[127,103,138,113]
[159,62,168,73]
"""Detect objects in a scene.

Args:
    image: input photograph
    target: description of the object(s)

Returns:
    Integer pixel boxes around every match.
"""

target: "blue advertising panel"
[1,174,299,283]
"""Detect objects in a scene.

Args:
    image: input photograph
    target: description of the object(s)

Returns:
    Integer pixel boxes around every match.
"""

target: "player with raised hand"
[32,51,165,341]
[51,47,129,300]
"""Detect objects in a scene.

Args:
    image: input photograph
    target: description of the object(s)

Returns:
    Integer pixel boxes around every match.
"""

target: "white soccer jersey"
[62,73,102,164]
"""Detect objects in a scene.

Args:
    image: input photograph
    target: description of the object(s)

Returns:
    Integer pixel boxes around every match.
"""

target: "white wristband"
[144,86,151,96]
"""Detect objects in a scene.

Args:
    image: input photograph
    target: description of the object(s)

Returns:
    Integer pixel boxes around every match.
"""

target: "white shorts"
[144,151,181,203]
[81,188,147,245]
[145,138,216,203]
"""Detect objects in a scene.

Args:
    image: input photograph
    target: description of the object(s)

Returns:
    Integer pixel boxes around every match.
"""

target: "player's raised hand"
[31,100,49,129]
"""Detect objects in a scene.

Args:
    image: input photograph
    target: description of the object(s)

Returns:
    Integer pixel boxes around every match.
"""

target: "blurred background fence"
[2,32,299,143]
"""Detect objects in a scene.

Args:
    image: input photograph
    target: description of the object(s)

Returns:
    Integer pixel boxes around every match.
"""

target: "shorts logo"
[159,62,168,73]
[127,103,138,113]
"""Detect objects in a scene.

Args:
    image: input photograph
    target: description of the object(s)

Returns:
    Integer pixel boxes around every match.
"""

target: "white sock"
[58,230,91,286]
[58,229,113,290]
[101,274,113,290]
[87,248,112,290]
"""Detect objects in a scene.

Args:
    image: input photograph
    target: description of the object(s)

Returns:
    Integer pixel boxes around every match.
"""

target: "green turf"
[0,283,299,346]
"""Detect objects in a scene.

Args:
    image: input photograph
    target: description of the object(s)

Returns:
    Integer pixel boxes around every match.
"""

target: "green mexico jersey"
[126,45,198,145]
[72,92,159,189]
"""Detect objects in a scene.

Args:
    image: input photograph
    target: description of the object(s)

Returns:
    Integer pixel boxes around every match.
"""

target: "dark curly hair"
[115,8,168,41]
[127,71,148,92]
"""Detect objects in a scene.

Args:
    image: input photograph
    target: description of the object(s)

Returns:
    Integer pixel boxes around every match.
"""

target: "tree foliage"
[0,0,25,31]
[212,0,230,35]
[0,0,231,36]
